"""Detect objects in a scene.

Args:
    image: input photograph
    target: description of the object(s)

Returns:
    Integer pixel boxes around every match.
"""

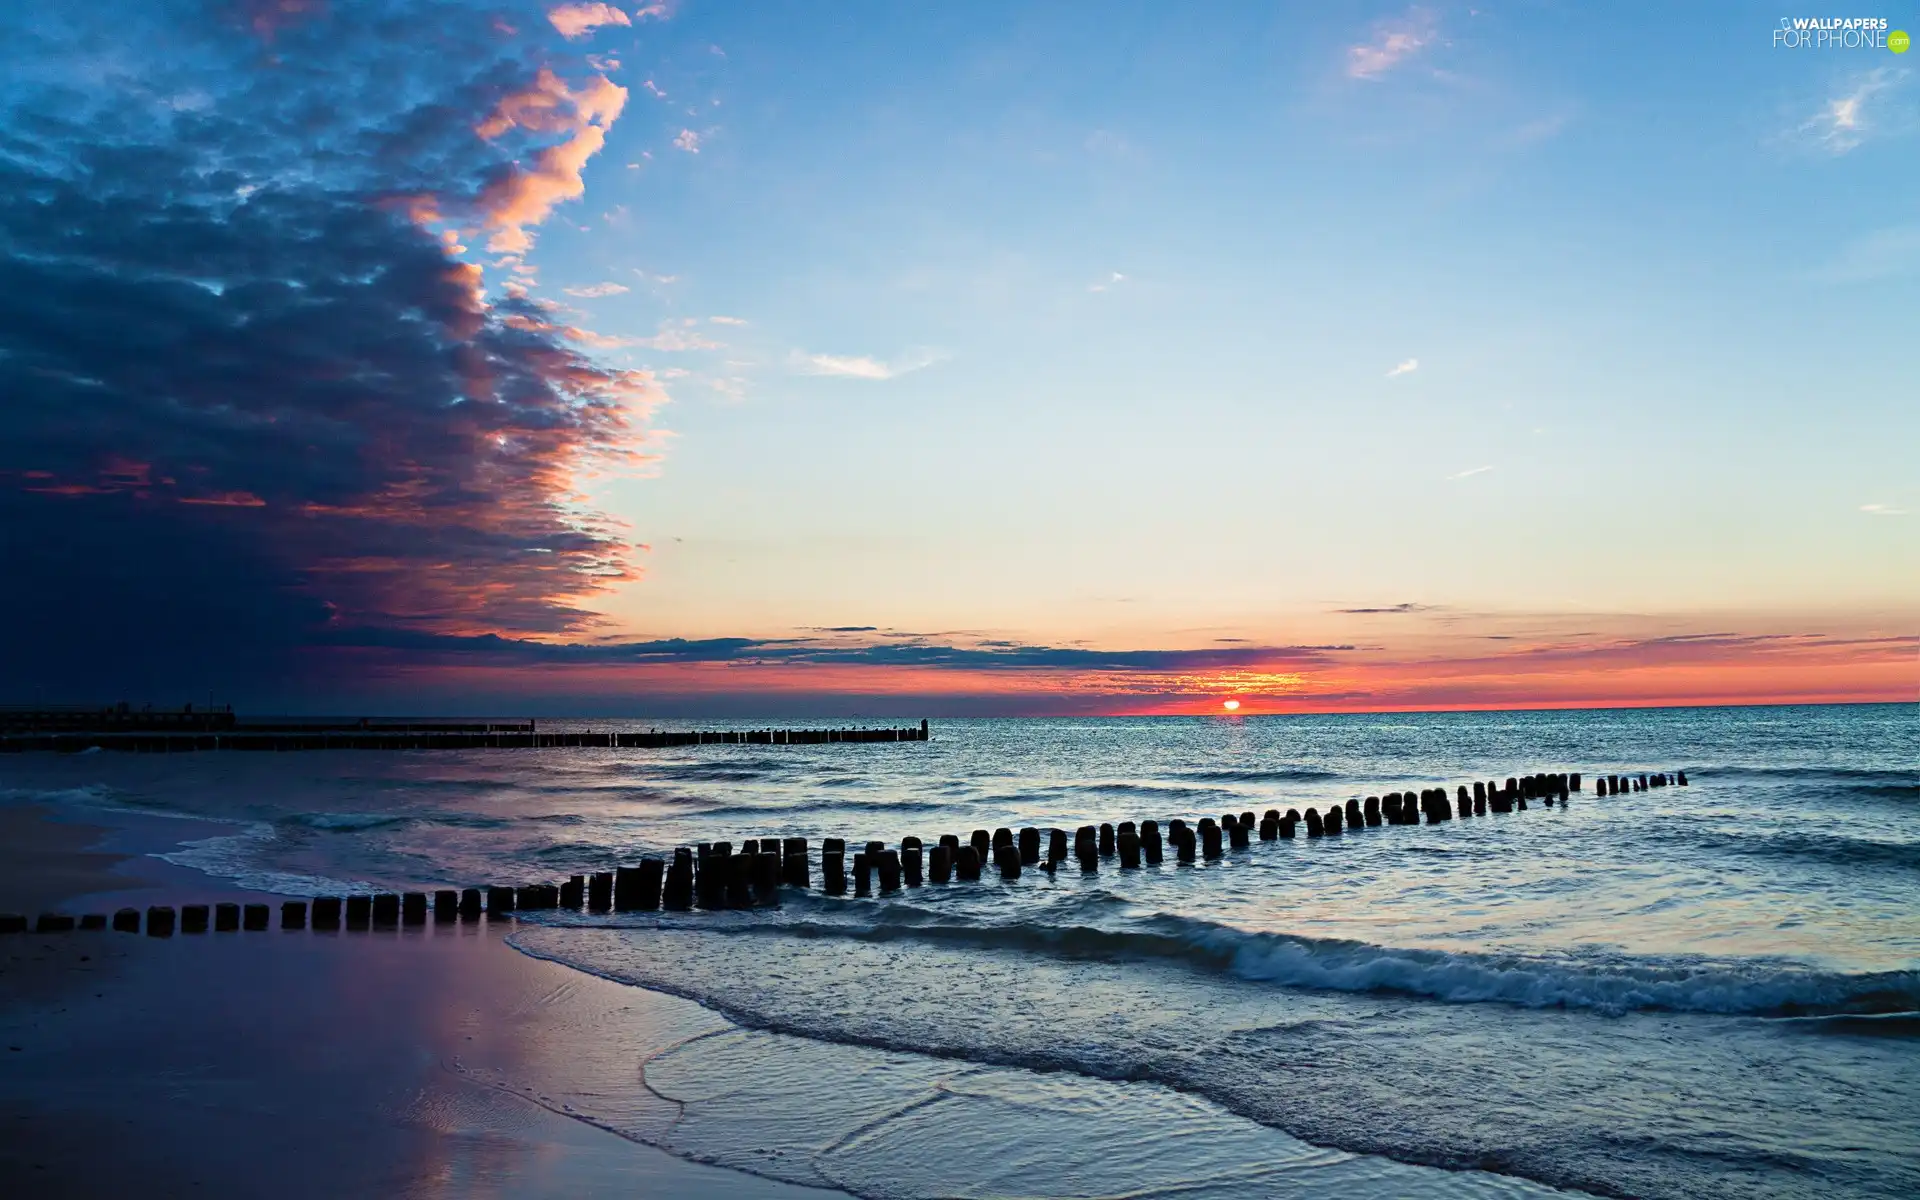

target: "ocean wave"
[1694,766,1917,801]
[1047,781,1240,801]
[284,810,523,833]
[288,811,416,832]
[1173,768,1342,783]
[0,783,122,807]
[697,797,957,819]
[1692,828,1920,873]
[738,910,1920,1018]
[1775,1011,1920,1039]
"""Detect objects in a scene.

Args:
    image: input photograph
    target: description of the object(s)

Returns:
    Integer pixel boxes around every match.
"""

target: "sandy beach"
[0,803,843,1199]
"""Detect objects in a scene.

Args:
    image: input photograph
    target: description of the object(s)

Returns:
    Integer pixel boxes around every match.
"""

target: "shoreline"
[0,795,1596,1200]
[0,799,847,1199]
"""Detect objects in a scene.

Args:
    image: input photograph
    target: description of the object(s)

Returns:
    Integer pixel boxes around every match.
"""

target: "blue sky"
[0,1,1912,712]
[545,2,1917,637]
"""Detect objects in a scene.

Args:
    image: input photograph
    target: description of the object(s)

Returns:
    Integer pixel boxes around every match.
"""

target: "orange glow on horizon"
[325,625,1918,715]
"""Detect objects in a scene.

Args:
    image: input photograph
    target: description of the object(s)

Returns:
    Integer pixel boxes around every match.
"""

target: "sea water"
[5,704,1916,1198]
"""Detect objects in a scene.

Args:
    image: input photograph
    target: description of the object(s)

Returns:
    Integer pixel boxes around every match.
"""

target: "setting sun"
[1222,699,1241,711]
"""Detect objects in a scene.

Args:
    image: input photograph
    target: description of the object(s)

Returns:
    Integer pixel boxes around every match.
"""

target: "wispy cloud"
[1814,224,1920,283]
[1448,465,1493,481]
[795,348,946,380]
[563,281,629,298]
[1502,113,1571,148]
[1348,7,1439,80]
[1336,603,1438,615]
[1385,357,1419,378]
[547,3,630,39]
[1088,271,1127,293]
[634,1,676,20]
[641,321,722,352]
[1800,68,1905,154]
[1860,503,1908,516]
[708,315,749,326]
[673,128,701,153]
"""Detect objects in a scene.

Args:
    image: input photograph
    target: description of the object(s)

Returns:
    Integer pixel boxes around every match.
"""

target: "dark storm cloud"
[0,1,655,702]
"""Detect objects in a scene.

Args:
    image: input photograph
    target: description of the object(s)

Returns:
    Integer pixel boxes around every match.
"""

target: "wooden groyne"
[1,769,1693,936]
[0,719,932,754]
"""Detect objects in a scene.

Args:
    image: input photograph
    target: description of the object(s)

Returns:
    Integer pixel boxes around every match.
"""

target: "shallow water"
[5,703,1917,1197]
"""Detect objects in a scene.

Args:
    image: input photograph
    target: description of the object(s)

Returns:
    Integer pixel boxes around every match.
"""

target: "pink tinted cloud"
[547,3,630,40]
[474,70,628,255]
[1348,7,1438,80]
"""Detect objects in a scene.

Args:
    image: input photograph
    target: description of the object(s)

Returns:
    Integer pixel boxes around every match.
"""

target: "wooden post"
[754,850,783,905]
[1047,828,1068,864]
[852,852,873,896]
[312,897,343,929]
[1324,806,1343,834]
[900,838,923,886]
[459,888,483,919]
[146,906,175,937]
[823,849,847,895]
[281,900,307,930]
[1345,798,1363,829]
[560,876,585,909]
[955,845,982,881]
[1018,827,1040,865]
[242,903,268,931]
[659,851,690,910]
[1140,820,1163,864]
[727,853,755,908]
[178,903,209,933]
[486,887,514,920]
[970,830,991,867]
[113,907,141,933]
[1118,829,1141,868]
[401,893,427,925]
[215,902,241,932]
[929,843,952,883]
[995,844,1021,880]
[1304,809,1324,837]
[1199,818,1222,858]
[1099,824,1116,857]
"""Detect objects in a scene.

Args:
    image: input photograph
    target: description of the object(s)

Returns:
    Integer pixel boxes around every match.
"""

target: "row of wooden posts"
[0,769,1685,936]
[0,721,932,755]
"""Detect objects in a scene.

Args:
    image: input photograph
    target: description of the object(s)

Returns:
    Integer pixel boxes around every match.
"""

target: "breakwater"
[3,769,1690,935]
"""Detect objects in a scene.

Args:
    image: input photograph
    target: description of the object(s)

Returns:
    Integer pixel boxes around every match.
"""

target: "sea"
[4,703,1917,1199]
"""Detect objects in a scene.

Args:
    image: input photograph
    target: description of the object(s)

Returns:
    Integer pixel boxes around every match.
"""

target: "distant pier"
[0,706,931,753]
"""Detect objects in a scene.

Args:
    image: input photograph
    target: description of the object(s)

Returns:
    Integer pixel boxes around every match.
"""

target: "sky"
[0,0,1914,716]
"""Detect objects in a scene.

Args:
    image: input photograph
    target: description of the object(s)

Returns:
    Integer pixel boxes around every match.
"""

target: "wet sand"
[0,802,844,1199]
